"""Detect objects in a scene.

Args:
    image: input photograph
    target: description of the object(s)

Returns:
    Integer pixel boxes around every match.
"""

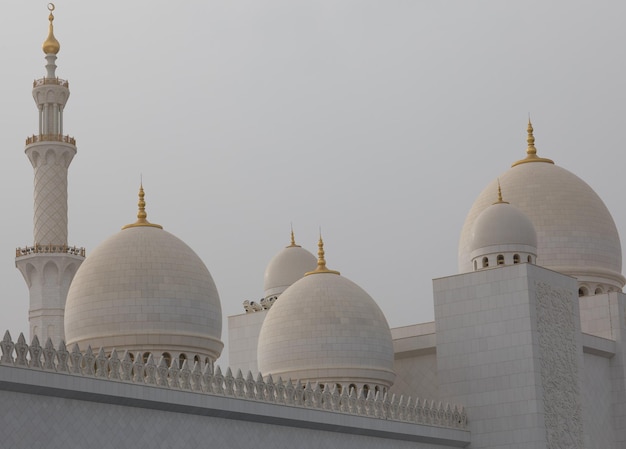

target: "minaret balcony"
[33,77,69,88]
[25,134,76,145]
[16,244,85,258]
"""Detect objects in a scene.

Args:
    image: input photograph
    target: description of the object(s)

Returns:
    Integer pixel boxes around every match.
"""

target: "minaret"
[15,4,85,345]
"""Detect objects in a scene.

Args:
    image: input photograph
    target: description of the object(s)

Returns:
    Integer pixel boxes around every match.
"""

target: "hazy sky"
[1,1,625,367]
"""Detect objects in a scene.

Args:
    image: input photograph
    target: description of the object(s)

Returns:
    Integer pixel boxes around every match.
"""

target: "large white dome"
[459,124,624,291]
[258,241,395,391]
[65,189,223,362]
[263,233,317,299]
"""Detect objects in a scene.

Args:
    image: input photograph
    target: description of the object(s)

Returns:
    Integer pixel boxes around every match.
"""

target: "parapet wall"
[0,330,466,431]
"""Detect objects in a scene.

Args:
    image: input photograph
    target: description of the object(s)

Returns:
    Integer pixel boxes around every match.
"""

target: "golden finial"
[493,179,509,204]
[287,223,301,248]
[511,118,554,167]
[42,4,61,55]
[122,183,163,230]
[305,231,340,276]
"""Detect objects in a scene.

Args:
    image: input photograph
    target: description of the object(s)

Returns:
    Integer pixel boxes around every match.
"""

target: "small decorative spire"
[526,119,536,155]
[305,231,340,276]
[511,118,554,167]
[42,4,61,55]
[122,183,163,230]
[287,223,301,248]
[493,179,509,204]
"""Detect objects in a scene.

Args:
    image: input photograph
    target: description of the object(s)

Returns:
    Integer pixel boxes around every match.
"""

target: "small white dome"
[263,233,317,299]
[65,188,223,361]
[258,242,395,389]
[470,200,537,253]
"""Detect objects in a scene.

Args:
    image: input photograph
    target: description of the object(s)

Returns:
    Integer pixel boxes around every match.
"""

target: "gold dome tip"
[305,233,340,276]
[493,179,509,205]
[42,4,60,55]
[287,224,301,248]
[121,184,163,230]
[511,118,554,167]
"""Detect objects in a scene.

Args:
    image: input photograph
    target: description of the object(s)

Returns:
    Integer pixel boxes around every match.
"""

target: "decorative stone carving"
[156,357,168,387]
[201,363,213,394]
[108,349,121,380]
[322,385,332,410]
[304,381,313,407]
[191,361,202,392]
[329,385,340,411]
[275,377,286,404]
[0,331,14,365]
[56,340,69,373]
[132,354,145,383]
[265,374,276,403]
[374,391,384,418]
[255,372,266,401]
[180,360,191,390]
[363,390,372,416]
[95,348,107,378]
[42,338,56,371]
[348,388,358,414]
[28,336,43,369]
[0,331,467,429]
[15,333,29,367]
[340,387,350,413]
[213,366,225,395]
[168,359,180,389]
[225,368,236,397]
[120,351,133,381]
[535,282,584,448]
[294,380,304,406]
[245,371,256,400]
[82,346,95,376]
[232,368,246,398]
[285,379,295,405]
[69,344,82,375]
[144,355,156,385]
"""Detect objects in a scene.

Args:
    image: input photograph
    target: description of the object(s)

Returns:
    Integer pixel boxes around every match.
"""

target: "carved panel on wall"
[535,282,583,448]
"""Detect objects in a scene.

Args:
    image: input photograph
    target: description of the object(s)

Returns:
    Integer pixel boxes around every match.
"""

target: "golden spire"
[42,4,61,55]
[122,184,163,230]
[511,118,554,167]
[305,232,340,276]
[287,223,301,248]
[493,179,509,204]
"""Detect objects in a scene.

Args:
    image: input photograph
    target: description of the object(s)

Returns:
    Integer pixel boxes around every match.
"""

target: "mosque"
[2,5,626,449]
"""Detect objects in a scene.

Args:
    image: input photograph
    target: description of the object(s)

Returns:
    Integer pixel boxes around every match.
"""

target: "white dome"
[258,252,395,389]
[459,133,624,289]
[65,225,223,361]
[470,200,537,253]
[263,238,317,299]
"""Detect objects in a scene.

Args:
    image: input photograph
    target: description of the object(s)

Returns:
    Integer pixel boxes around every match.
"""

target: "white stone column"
[15,60,84,345]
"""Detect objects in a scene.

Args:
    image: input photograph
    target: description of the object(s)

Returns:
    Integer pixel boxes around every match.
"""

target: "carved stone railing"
[0,331,467,429]
[33,77,69,88]
[16,244,85,258]
[25,134,76,145]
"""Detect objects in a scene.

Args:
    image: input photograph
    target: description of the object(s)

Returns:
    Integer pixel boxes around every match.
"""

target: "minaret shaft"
[15,5,84,346]
[30,145,72,244]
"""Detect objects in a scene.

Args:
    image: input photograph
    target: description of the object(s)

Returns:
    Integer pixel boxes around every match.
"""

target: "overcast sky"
[1,1,625,367]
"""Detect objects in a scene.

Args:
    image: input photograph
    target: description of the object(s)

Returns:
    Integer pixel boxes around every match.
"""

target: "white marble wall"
[390,323,439,399]
[434,263,583,449]
[228,309,268,374]
[0,363,469,449]
[582,352,615,448]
